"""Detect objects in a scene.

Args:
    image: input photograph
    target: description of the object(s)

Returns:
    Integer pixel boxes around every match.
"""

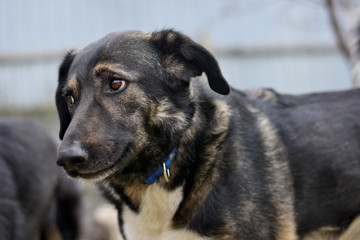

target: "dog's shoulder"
[243,88,295,108]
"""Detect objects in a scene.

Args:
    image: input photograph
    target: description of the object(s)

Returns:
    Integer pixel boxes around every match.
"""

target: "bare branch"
[326,0,351,59]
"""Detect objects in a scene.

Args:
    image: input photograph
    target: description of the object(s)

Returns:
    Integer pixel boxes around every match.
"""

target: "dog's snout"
[57,145,88,171]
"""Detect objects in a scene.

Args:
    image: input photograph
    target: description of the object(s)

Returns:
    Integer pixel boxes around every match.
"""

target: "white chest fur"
[122,184,209,240]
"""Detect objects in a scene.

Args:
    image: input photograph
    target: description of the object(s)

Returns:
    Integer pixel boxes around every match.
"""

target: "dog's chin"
[78,164,121,182]
[63,159,122,183]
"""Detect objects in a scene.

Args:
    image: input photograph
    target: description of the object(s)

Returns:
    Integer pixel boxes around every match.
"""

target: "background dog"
[0,118,81,240]
[56,29,360,240]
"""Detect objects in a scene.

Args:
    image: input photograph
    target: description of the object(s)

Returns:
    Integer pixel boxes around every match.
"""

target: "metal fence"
[0,0,353,109]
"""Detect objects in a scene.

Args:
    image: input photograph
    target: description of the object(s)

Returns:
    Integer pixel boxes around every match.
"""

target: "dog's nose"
[57,145,88,171]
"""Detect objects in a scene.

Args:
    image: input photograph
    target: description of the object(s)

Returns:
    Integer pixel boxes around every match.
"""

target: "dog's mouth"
[65,144,134,182]
[70,160,121,182]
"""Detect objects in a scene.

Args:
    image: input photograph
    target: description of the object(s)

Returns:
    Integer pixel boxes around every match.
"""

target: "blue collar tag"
[144,148,179,185]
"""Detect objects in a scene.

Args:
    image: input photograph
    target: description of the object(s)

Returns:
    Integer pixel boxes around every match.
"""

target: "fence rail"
[0,44,339,64]
[0,43,350,110]
[0,51,64,64]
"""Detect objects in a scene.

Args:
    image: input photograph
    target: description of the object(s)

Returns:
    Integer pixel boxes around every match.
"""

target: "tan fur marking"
[67,74,79,96]
[255,111,298,240]
[302,228,339,240]
[123,184,148,209]
[152,99,188,130]
[172,98,233,234]
[79,170,118,183]
[200,99,230,175]
[211,99,231,135]
[161,55,188,78]
[249,88,280,105]
[339,215,360,240]
[302,214,360,240]
[166,32,177,44]
[92,62,139,80]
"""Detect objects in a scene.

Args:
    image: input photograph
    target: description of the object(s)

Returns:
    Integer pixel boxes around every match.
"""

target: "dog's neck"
[144,147,179,185]
[99,92,232,216]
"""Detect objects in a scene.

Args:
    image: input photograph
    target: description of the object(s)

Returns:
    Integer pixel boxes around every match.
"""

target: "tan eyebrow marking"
[67,74,79,96]
[92,62,138,80]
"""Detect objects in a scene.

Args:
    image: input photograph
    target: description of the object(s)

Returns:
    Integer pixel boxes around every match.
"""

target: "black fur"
[56,29,360,240]
[259,90,360,236]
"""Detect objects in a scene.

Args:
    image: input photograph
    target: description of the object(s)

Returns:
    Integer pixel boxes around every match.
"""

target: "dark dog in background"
[56,29,360,240]
[0,118,81,240]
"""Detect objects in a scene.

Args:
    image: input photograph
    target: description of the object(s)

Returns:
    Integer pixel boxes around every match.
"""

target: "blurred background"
[0,0,359,239]
[2,0,360,115]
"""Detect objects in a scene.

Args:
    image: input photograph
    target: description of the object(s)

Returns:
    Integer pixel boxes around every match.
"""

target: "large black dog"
[0,118,81,240]
[56,29,360,240]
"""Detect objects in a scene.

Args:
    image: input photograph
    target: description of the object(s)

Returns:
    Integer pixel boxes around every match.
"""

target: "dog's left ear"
[150,30,230,95]
[56,50,77,140]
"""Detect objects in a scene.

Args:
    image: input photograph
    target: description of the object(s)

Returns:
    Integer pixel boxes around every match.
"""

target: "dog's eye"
[67,95,75,106]
[110,79,127,91]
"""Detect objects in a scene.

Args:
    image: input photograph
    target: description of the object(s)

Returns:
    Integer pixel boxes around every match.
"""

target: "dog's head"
[56,30,230,182]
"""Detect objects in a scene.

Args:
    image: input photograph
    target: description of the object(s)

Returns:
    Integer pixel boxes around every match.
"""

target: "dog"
[0,117,81,240]
[56,29,360,240]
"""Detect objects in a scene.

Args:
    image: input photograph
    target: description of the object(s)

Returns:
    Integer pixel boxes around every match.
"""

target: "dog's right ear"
[56,50,76,140]
[150,29,230,95]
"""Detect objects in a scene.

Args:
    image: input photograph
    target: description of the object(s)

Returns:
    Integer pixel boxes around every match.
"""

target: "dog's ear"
[150,30,230,95]
[56,50,76,140]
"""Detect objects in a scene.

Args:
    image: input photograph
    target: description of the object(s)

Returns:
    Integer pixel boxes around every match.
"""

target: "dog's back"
[247,88,360,237]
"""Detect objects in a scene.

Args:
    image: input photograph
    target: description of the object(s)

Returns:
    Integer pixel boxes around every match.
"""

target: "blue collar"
[144,148,179,185]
